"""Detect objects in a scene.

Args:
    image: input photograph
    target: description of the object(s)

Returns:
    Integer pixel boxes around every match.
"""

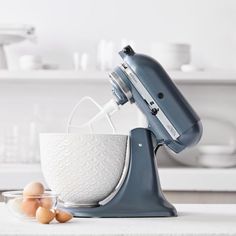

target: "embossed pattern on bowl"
[40,134,128,206]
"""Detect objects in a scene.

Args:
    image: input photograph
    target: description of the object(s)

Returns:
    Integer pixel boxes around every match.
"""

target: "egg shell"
[21,198,40,217]
[23,182,45,196]
[36,207,55,224]
[40,197,53,209]
[55,210,73,223]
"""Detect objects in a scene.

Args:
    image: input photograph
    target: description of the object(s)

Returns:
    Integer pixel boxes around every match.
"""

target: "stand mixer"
[63,45,202,217]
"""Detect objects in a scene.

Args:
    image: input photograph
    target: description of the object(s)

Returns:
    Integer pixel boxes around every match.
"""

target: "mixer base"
[64,128,177,218]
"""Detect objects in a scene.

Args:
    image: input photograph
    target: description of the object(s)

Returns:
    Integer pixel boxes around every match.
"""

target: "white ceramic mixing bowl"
[40,133,128,207]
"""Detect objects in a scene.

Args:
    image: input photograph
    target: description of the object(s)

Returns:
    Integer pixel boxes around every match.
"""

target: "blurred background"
[0,0,236,203]
[2,0,236,70]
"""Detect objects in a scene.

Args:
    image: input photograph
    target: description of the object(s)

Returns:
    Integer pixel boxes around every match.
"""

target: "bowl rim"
[2,190,58,198]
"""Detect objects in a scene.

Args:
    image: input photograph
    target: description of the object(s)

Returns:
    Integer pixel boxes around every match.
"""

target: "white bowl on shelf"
[150,42,190,70]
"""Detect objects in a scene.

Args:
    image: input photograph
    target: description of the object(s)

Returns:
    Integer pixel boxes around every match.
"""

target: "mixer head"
[109,45,202,153]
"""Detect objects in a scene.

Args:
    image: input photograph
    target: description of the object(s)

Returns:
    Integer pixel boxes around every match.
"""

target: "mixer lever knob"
[123,45,135,55]
[151,108,159,115]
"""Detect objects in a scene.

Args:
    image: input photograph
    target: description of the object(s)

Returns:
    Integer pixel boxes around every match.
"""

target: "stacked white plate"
[150,42,190,70]
[167,117,236,168]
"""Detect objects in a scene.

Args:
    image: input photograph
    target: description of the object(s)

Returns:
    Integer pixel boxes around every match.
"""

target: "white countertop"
[0,203,236,235]
[1,164,236,192]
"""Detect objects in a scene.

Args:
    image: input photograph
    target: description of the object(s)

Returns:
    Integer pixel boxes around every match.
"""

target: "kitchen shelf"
[0,70,107,83]
[0,70,236,84]
[1,164,236,191]
[159,167,236,192]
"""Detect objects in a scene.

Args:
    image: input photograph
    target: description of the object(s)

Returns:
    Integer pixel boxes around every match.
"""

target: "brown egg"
[36,207,55,224]
[21,198,40,217]
[40,197,53,209]
[23,182,45,196]
[55,210,73,223]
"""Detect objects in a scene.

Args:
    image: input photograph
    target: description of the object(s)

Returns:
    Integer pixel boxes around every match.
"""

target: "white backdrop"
[0,0,235,70]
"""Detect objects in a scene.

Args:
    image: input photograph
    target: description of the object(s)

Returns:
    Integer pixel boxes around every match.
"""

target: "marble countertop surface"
[0,203,236,235]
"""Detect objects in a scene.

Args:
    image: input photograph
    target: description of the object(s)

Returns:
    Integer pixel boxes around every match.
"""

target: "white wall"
[0,0,236,70]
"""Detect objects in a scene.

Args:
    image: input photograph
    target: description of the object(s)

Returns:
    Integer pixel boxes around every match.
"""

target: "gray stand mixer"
[66,46,202,217]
